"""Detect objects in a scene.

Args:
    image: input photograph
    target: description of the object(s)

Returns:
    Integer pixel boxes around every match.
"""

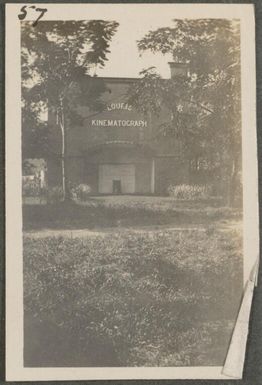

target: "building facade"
[47,65,190,195]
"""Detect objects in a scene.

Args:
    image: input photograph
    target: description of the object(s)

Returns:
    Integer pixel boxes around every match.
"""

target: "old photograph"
[5,3,258,381]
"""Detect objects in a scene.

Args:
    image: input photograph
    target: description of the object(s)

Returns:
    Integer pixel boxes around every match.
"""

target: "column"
[151,158,155,194]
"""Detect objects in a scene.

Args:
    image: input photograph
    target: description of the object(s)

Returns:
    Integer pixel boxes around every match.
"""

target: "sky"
[91,10,175,79]
[21,3,244,79]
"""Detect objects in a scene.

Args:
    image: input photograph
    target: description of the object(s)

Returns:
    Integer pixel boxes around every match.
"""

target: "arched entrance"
[84,141,155,194]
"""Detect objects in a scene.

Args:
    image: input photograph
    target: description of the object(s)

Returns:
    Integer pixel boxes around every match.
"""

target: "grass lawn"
[23,195,242,230]
[24,227,242,367]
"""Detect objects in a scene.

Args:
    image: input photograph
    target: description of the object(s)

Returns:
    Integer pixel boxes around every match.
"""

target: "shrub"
[22,178,41,197]
[71,183,91,201]
[167,184,212,200]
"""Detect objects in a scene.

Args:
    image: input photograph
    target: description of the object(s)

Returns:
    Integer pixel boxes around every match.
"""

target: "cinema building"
[47,63,191,195]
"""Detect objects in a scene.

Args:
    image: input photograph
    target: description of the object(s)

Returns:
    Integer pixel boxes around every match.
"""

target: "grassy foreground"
[23,196,241,230]
[24,228,242,367]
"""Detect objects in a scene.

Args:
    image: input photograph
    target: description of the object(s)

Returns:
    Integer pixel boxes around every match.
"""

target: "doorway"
[98,164,135,193]
[112,180,121,194]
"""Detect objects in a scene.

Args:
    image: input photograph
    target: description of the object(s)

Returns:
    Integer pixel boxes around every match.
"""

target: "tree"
[22,20,119,200]
[128,19,241,205]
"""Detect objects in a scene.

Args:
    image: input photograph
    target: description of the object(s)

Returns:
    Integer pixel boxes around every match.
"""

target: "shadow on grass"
[23,230,243,367]
[24,314,121,367]
[22,200,242,230]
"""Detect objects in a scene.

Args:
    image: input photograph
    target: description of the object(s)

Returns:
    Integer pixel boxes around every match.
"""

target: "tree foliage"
[129,19,241,204]
[21,20,119,158]
[22,20,119,199]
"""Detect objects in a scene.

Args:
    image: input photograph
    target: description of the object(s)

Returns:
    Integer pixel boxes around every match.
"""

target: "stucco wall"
[47,78,183,157]
[47,154,189,195]
[135,161,152,194]
[46,77,188,194]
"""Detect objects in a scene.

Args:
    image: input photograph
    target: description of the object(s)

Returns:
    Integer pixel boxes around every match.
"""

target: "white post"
[151,158,155,194]
[58,97,66,201]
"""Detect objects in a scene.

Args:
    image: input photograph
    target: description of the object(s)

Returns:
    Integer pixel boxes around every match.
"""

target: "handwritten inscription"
[18,5,47,27]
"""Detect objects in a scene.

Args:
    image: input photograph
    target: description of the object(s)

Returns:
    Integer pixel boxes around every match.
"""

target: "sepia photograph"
[5,3,258,381]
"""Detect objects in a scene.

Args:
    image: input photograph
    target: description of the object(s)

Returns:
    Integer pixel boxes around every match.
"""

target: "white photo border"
[5,3,258,381]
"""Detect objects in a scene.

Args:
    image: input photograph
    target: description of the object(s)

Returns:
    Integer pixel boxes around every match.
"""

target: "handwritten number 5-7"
[18,5,47,27]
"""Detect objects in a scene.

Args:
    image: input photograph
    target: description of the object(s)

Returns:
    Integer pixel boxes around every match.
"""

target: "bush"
[167,184,212,200]
[71,183,91,201]
[22,178,41,197]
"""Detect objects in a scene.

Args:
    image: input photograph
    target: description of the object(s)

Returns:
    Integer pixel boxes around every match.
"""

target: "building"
[47,63,191,195]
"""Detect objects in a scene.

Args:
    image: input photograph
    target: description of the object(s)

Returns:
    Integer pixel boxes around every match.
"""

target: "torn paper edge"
[222,4,260,378]
[222,258,259,379]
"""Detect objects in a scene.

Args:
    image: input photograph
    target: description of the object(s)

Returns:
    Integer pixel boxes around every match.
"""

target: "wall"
[47,78,182,158]
[84,145,153,193]
[47,77,188,194]
[135,161,152,194]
